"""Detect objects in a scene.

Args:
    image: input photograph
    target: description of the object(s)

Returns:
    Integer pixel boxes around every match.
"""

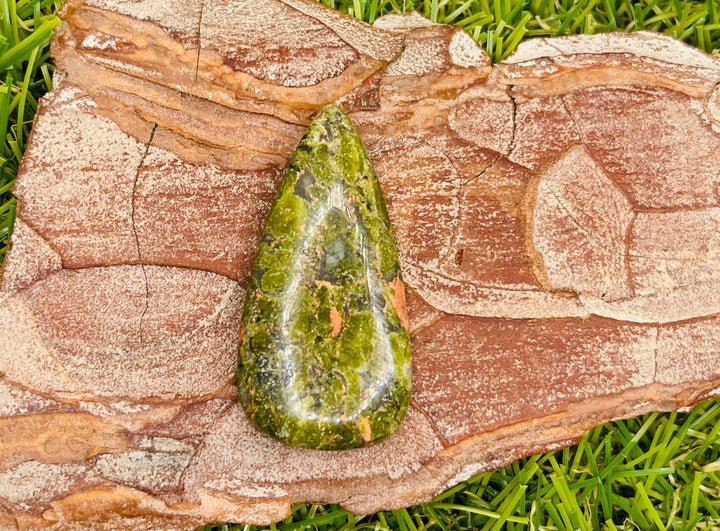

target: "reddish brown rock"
[133,147,280,281]
[509,95,580,171]
[446,158,535,288]
[2,0,720,528]
[563,86,720,210]
[0,219,62,295]
[12,86,149,268]
[16,266,242,400]
[0,413,128,471]
[530,144,635,299]
[411,315,657,445]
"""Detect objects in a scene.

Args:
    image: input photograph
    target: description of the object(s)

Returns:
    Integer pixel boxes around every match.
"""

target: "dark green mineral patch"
[238,104,411,451]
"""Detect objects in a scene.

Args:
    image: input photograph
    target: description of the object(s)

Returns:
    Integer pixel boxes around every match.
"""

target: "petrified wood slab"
[2,0,720,528]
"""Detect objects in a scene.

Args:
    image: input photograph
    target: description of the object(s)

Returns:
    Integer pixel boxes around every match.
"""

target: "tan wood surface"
[2,0,720,528]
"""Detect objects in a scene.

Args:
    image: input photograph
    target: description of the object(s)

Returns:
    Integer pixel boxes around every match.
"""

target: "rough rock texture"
[2,0,720,528]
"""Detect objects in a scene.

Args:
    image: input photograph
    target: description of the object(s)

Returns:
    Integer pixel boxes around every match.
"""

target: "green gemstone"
[238,104,411,450]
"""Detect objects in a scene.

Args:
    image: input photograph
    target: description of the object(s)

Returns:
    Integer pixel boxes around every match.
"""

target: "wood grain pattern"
[2,0,720,528]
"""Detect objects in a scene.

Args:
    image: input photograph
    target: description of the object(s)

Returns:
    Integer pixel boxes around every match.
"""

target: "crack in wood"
[460,87,516,188]
[505,86,518,156]
[131,124,158,348]
[652,325,661,384]
[560,94,638,209]
[194,0,205,83]
[176,400,234,492]
[410,397,450,448]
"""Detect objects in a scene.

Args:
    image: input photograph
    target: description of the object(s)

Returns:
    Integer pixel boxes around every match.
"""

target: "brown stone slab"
[16,266,242,401]
[0,219,61,295]
[508,95,580,172]
[562,86,720,210]
[83,0,203,48]
[411,315,657,445]
[133,147,279,281]
[531,144,635,300]
[13,86,149,268]
[182,403,443,513]
[2,0,720,528]
[447,158,536,288]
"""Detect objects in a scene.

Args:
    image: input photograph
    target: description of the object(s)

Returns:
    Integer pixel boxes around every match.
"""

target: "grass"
[319,0,720,61]
[3,0,720,529]
[0,0,59,262]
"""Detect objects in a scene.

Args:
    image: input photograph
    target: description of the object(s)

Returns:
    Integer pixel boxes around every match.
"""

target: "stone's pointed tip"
[320,102,343,113]
[312,103,352,128]
[239,96,410,451]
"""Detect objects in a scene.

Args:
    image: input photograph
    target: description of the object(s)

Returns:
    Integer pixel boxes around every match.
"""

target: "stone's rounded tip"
[238,92,411,452]
[254,399,411,451]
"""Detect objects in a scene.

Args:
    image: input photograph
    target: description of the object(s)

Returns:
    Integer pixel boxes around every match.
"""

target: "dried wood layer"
[2,0,720,528]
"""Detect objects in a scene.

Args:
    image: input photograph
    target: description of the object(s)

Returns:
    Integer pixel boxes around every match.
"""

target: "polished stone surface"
[238,104,412,450]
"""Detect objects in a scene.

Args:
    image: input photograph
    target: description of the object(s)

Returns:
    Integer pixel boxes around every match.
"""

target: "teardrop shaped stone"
[238,104,411,450]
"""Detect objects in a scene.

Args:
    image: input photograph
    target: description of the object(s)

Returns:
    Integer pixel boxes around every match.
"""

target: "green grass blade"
[0,16,58,72]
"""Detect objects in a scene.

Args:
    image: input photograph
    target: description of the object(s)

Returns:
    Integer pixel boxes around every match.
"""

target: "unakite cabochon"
[238,104,411,450]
